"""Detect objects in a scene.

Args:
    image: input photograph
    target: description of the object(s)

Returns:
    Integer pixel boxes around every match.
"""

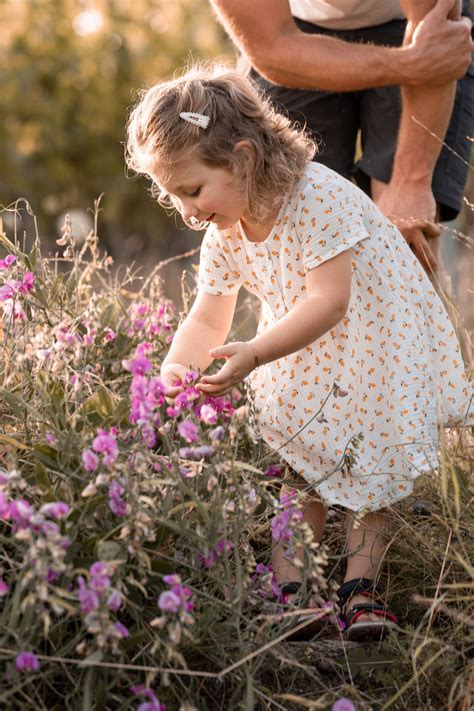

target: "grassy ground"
[0,203,472,710]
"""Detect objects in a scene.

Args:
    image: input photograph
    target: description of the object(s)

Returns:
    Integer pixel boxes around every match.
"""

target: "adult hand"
[196,341,256,396]
[405,0,472,86]
[160,362,189,402]
[375,181,440,273]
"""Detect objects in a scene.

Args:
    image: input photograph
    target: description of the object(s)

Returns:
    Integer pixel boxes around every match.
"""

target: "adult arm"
[376,0,464,272]
[210,0,472,91]
[198,250,352,396]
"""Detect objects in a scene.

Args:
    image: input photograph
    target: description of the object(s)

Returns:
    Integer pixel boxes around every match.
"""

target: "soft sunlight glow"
[73,9,104,36]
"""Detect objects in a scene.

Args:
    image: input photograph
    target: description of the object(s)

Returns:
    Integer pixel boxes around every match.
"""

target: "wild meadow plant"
[0,201,472,710]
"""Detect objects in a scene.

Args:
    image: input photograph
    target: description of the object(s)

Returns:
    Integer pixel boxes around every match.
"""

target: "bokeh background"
[1,0,472,328]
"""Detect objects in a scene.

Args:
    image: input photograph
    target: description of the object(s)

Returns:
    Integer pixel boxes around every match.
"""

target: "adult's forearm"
[254,36,411,92]
[249,295,347,366]
[211,0,472,92]
[162,317,228,373]
[390,1,460,188]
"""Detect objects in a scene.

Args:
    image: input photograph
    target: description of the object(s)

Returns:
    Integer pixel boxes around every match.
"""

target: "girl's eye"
[189,187,201,197]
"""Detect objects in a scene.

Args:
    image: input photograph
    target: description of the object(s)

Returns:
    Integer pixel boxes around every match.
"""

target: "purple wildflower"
[19,271,35,292]
[197,538,234,568]
[271,489,303,548]
[82,449,99,472]
[158,575,194,615]
[92,430,118,468]
[178,445,214,460]
[199,404,218,424]
[8,499,33,527]
[130,685,167,711]
[177,419,199,443]
[77,576,100,614]
[0,255,16,269]
[209,425,225,441]
[157,590,181,613]
[122,354,152,376]
[332,700,356,711]
[174,389,200,411]
[264,464,282,478]
[114,622,129,638]
[106,590,122,611]
[251,563,281,599]
[15,652,40,672]
[39,501,70,519]
[89,561,111,593]
[108,480,128,516]
[0,491,10,518]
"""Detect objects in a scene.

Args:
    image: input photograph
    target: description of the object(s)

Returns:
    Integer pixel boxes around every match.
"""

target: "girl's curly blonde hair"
[125,61,316,224]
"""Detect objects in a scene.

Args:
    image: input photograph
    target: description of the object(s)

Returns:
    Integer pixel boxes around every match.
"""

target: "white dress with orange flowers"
[198,163,472,511]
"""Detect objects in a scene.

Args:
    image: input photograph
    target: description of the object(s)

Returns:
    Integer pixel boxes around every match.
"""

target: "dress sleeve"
[197,227,242,295]
[298,173,371,272]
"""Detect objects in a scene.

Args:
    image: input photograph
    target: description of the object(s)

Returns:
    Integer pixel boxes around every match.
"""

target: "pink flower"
[106,590,122,611]
[19,271,35,292]
[92,430,118,468]
[177,419,199,443]
[122,354,152,376]
[130,685,167,711]
[332,699,356,711]
[77,576,100,614]
[15,652,40,672]
[157,590,181,613]
[8,499,33,525]
[90,561,111,592]
[114,622,129,638]
[0,283,16,301]
[0,255,16,269]
[163,574,181,586]
[264,465,282,478]
[199,404,218,425]
[82,449,99,472]
[40,502,70,519]
[0,577,9,596]
[0,491,10,518]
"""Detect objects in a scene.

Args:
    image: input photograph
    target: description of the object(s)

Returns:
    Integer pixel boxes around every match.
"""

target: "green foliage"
[0,204,472,710]
[0,0,232,253]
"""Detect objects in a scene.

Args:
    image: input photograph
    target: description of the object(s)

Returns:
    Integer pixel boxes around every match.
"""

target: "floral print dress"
[198,163,472,511]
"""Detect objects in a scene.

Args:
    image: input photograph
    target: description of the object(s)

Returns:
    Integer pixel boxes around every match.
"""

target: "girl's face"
[151,154,249,231]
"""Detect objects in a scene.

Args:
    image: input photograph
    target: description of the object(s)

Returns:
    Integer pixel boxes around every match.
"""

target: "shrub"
[0,201,472,710]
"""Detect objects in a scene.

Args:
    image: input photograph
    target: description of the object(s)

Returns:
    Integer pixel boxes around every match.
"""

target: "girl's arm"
[161,291,238,395]
[198,250,352,396]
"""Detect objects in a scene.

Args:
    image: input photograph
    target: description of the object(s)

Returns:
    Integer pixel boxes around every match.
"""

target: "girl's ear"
[233,139,253,155]
[232,139,255,176]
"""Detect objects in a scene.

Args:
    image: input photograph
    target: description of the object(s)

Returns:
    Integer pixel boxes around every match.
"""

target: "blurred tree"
[0,0,232,262]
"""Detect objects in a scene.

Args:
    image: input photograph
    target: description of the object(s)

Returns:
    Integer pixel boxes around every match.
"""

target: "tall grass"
[0,200,472,710]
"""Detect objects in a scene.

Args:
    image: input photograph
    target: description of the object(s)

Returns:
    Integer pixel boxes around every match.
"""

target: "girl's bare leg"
[343,510,391,621]
[271,483,327,584]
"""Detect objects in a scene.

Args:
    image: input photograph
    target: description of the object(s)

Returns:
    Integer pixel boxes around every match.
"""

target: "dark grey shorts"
[251,10,473,221]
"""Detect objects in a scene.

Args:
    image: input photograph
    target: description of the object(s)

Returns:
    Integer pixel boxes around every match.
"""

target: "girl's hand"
[197,341,256,396]
[160,363,189,402]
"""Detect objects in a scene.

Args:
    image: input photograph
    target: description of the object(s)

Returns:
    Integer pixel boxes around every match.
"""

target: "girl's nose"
[181,199,198,221]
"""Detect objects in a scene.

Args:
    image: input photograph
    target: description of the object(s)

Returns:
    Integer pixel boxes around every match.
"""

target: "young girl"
[126,62,472,642]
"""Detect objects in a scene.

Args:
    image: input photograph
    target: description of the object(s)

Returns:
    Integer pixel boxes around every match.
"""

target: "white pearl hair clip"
[179,111,210,129]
